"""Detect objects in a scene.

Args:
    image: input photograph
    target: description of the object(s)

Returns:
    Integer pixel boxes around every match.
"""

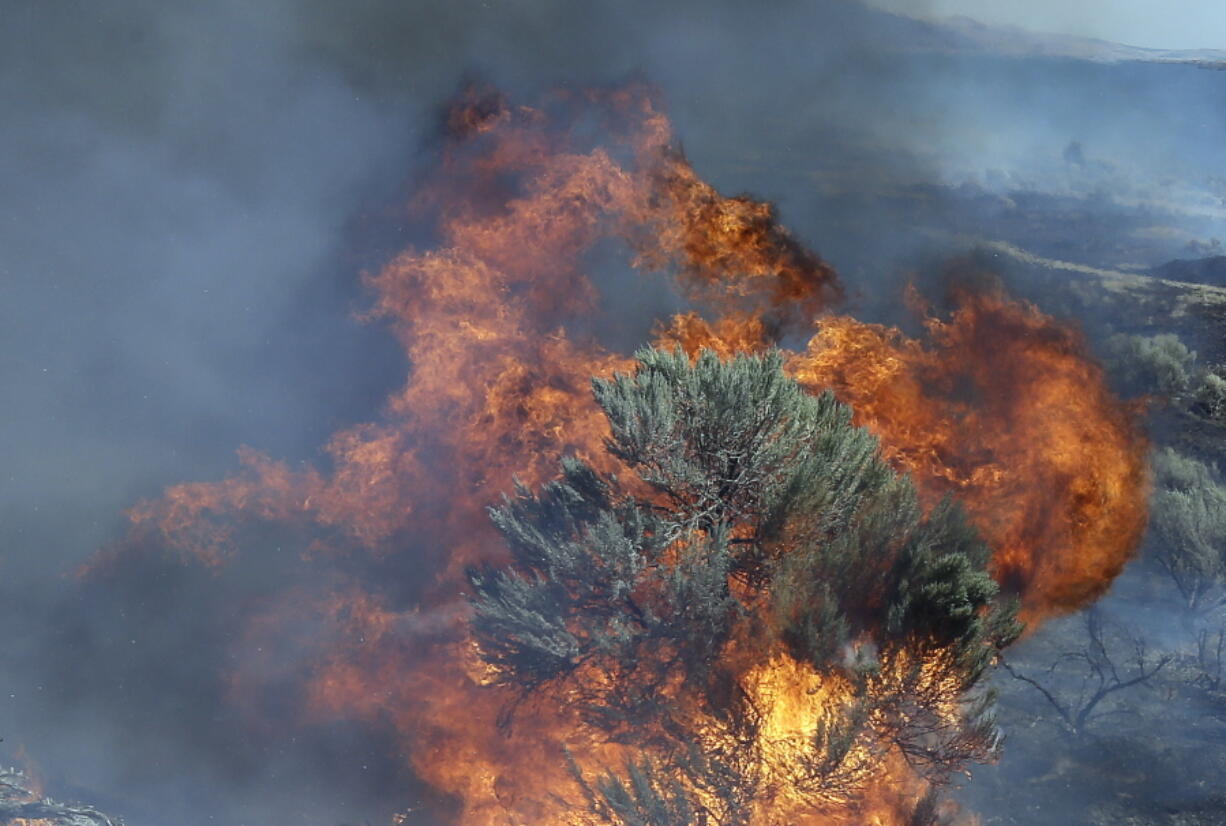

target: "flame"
[0,755,84,826]
[786,285,1149,622]
[98,86,1146,824]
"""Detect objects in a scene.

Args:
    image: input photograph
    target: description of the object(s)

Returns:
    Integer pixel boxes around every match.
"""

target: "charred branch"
[1001,608,1172,737]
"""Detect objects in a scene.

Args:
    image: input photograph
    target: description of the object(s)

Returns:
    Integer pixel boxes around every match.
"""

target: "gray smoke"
[3,1,1225,824]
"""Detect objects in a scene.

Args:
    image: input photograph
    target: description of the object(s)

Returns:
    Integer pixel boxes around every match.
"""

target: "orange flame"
[102,86,1146,824]
[788,285,1149,622]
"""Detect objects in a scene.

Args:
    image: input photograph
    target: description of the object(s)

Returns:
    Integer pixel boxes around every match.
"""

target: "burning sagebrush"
[100,86,1149,824]
[468,348,1020,824]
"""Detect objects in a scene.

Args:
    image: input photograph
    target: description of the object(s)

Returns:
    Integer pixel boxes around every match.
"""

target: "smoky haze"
[2,1,1224,824]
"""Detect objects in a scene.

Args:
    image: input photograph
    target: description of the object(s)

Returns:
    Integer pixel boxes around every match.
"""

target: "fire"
[99,86,1147,823]
[2,766,47,826]
[787,285,1149,622]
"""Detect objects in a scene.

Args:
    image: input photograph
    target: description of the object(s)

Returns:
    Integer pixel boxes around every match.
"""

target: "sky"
[872,0,1226,50]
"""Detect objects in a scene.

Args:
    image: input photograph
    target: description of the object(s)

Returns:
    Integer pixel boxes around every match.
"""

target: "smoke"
[0,3,928,822]
[0,5,419,820]
[1,1,1220,824]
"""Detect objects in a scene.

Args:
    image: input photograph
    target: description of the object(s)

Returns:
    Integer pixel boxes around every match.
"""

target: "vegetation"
[1150,448,1226,616]
[960,327,1226,826]
[1104,332,1226,426]
[468,348,1019,823]
[1000,608,1171,737]
[1104,333,1198,399]
[0,768,121,826]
